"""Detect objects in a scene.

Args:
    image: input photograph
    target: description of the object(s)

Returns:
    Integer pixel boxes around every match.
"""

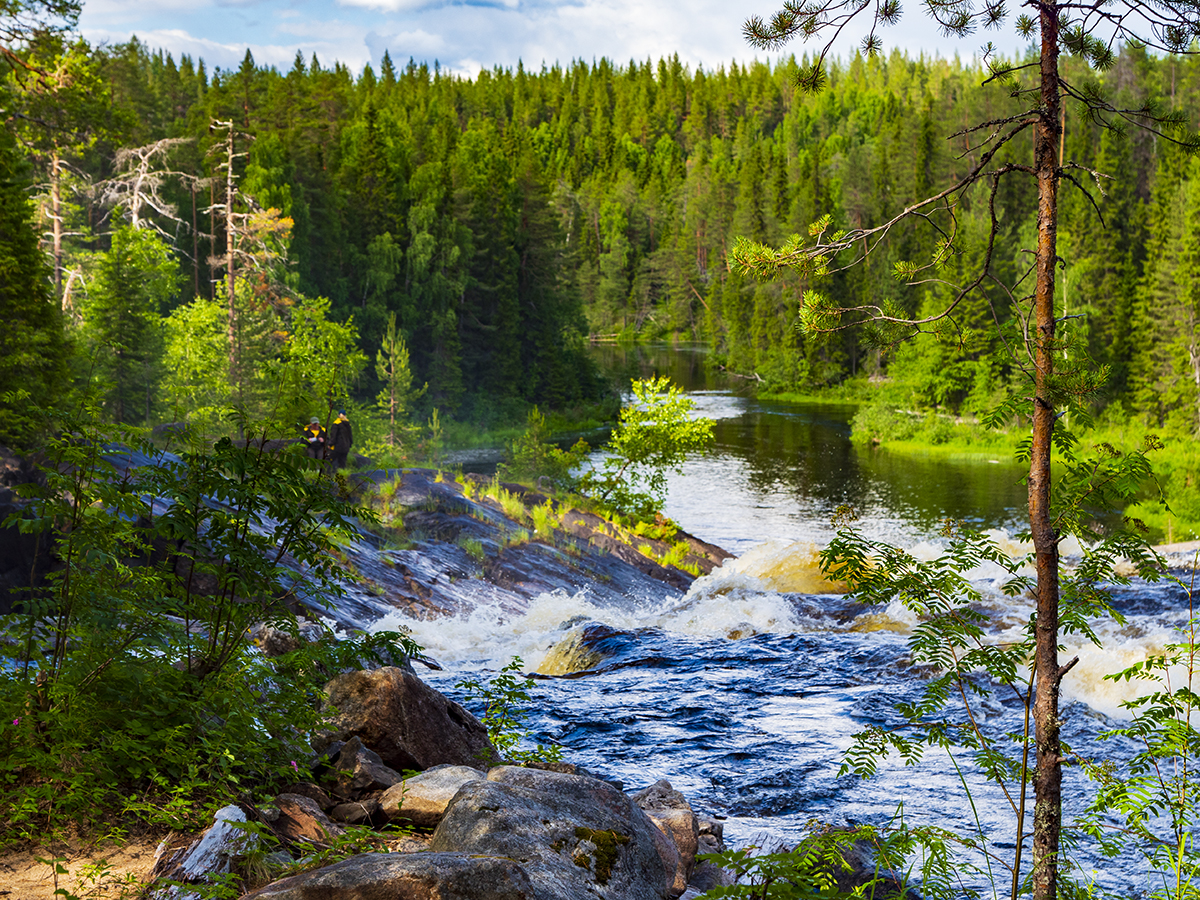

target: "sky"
[78,0,1031,79]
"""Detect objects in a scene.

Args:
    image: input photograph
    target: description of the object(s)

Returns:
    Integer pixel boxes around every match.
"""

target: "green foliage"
[0,404,421,839]
[375,311,425,450]
[579,376,714,517]
[80,225,179,425]
[278,294,367,426]
[163,294,232,432]
[700,815,962,899]
[849,404,920,445]
[498,406,590,491]
[455,656,563,766]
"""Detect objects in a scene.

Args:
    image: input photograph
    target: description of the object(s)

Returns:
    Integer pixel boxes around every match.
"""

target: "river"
[374,344,1196,898]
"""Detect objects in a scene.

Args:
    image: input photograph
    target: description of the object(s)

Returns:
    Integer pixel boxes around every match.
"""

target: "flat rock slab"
[380,765,485,829]
[429,765,673,900]
[238,852,534,900]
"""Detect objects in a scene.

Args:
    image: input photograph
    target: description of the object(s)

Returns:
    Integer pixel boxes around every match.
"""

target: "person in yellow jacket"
[302,416,326,459]
[329,410,353,469]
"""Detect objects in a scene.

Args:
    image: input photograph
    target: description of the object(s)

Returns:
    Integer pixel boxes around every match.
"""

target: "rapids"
[360,347,1196,898]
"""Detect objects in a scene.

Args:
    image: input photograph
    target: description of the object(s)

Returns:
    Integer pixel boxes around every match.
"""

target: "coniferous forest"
[6,37,1200,445]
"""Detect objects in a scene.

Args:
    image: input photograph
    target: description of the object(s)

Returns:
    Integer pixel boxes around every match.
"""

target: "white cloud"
[363,27,445,61]
[82,25,372,69]
[337,0,431,13]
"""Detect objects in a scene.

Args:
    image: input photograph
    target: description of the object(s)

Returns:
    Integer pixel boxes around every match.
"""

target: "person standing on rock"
[302,416,326,460]
[330,410,354,470]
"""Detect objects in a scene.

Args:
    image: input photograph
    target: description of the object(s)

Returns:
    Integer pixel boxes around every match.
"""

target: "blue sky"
[78,0,1030,77]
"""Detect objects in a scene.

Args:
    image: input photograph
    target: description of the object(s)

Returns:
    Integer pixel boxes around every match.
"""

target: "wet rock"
[536,623,625,676]
[314,667,495,773]
[238,851,535,900]
[429,765,673,900]
[333,737,404,797]
[273,794,343,844]
[632,780,699,896]
[379,765,485,829]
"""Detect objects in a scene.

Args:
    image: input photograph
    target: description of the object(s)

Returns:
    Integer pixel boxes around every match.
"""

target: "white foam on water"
[1059,618,1196,718]
[688,539,844,595]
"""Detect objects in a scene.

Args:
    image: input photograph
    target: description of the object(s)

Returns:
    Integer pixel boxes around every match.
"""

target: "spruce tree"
[0,120,68,447]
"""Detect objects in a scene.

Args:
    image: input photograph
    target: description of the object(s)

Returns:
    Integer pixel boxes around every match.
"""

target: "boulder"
[333,736,404,797]
[330,798,381,825]
[314,667,494,772]
[272,794,343,844]
[149,804,255,894]
[281,782,334,811]
[379,765,485,829]
[686,812,735,894]
[535,623,624,675]
[429,765,673,900]
[632,780,699,896]
[238,851,535,900]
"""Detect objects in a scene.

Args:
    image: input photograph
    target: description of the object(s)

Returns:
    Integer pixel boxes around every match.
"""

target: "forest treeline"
[6,37,1200,446]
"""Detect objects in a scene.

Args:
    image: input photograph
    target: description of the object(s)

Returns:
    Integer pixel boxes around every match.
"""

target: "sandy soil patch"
[0,834,170,900]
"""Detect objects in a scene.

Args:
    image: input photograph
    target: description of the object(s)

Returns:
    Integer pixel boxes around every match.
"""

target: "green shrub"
[529,501,557,540]
[498,406,590,491]
[849,403,919,445]
[0,407,421,840]
[578,377,714,517]
[456,657,563,766]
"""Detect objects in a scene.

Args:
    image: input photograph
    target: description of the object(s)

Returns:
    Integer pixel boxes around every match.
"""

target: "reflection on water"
[590,342,1027,554]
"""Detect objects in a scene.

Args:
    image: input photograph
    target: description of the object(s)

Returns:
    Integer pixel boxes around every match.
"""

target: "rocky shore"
[142,663,735,900]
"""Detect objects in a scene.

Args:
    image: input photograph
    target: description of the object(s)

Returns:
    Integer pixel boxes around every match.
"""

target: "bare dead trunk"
[1030,7,1064,900]
[192,185,200,297]
[51,147,63,300]
[226,127,237,394]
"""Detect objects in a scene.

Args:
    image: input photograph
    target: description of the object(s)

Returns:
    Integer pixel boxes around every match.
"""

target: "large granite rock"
[379,765,485,829]
[632,780,699,896]
[429,765,673,900]
[238,852,534,900]
[313,667,495,772]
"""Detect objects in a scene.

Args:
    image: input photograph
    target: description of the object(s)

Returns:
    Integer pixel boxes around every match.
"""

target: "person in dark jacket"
[302,416,326,459]
[329,410,353,469]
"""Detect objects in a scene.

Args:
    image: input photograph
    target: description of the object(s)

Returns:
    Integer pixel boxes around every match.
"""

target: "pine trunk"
[1030,8,1064,900]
